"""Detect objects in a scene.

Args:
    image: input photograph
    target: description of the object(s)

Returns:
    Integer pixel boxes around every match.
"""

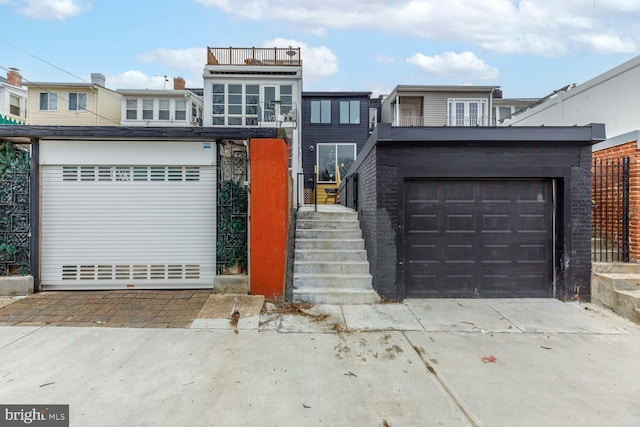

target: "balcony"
[392,116,424,126]
[207,47,301,66]
[391,115,490,127]
[258,101,297,128]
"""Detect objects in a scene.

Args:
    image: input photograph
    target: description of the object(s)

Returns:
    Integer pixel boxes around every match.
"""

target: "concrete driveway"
[0,298,639,427]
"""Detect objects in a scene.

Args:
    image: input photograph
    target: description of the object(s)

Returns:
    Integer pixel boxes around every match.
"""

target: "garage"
[341,124,602,301]
[404,179,553,298]
[40,140,216,290]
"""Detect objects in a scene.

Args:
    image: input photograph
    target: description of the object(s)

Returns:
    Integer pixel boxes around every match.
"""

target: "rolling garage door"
[404,179,553,298]
[40,141,216,290]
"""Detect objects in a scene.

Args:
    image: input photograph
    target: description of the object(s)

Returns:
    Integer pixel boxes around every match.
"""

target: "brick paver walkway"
[0,290,211,328]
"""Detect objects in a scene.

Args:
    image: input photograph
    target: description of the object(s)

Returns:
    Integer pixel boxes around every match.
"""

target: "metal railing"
[592,157,630,262]
[392,116,424,127]
[207,47,302,66]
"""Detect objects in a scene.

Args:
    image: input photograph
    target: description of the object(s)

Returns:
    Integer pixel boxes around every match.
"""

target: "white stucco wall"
[501,55,640,138]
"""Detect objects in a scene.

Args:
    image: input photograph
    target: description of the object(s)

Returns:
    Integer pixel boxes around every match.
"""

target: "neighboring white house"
[380,85,499,127]
[24,73,122,126]
[117,77,203,127]
[501,55,640,139]
[0,68,27,124]
[202,46,303,182]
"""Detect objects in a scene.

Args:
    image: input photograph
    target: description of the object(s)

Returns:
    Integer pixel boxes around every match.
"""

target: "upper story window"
[245,85,259,125]
[212,84,225,125]
[39,92,58,111]
[340,100,360,124]
[158,100,170,120]
[447,98,488,126]
[126,100,137,119]
[9,94,21,116]
[175,100,186,121]
[142,100,153,120]
[227,84,243,125]
[311,100,331,124]
[69,92,87,111]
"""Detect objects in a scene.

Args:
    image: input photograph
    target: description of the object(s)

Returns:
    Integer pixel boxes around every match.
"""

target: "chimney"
[7,68,22,87]
[173,77,185,90]
[90,73,106,87]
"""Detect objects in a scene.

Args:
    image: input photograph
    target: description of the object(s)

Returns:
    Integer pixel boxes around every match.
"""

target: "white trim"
[592,130,640,152]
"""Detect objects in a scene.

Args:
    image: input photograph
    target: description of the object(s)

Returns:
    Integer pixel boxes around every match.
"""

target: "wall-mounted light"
[309,145,314,151]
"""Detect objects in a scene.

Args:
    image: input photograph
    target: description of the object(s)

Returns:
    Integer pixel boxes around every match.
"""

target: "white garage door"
[40,140,216,290]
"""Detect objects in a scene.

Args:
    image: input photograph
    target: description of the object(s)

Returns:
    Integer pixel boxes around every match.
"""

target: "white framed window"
[39,92,58,111]
[227,84,242,125]
[339,100,360,124]
[212,84,225,125]
[126,99,137,120]
[317,143,356,183]
[142,100,153,120]
[69,92,87,111]
[245,85,259,125]
[447,98,488,126]
[311,100,331,124]
[175,100,186,121]
[159,100,170,120]
[9,94,21,116]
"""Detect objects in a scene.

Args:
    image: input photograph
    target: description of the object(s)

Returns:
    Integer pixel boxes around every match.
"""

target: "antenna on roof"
[155,74,169,90]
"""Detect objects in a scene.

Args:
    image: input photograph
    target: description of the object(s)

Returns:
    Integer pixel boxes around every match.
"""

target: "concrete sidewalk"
[1,299,639,426]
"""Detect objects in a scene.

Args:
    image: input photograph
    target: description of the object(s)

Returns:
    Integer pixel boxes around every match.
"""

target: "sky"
[1,0,639,98]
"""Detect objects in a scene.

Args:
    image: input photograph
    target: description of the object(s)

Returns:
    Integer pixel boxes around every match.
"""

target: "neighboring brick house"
[301,91,372,204]
[342,123,602,301]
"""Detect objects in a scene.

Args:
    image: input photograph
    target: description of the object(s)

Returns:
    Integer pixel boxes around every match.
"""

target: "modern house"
[202,46,303,193]
[300,91,372,204]
[0,68,27,124]
[117,77,203,127]
[24,73,122,126]
[380,85,499,127]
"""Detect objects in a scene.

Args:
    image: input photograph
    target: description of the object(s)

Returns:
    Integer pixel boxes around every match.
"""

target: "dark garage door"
[404,179,553,298]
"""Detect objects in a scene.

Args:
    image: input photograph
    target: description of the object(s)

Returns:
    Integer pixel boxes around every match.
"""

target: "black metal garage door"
[404,179,553,298]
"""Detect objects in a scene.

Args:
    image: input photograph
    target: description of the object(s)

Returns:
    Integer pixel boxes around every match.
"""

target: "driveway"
[0,298,639,427]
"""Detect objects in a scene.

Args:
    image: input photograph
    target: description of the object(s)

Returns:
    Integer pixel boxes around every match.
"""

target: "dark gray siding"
[301,93,372,177]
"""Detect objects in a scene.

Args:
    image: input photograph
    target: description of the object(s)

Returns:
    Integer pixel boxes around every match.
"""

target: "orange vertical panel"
[249,138,289,298]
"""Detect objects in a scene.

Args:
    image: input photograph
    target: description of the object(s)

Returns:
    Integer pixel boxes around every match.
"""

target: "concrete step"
[592,273,640,291]
[297,219,360,230]
[292,287,380,304]
[592,272,640,324]
[294,261,370,275]
[293,273,373,289]
[592,262,640,275]
[296,229,362,240]
[295,249,367,262]
[297,210,358,221]
[295,239,365,250]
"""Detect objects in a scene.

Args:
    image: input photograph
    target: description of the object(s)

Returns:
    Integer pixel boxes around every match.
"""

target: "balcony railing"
[258,102,297,127]
[392,116,424,126]
[447,116,490,127]
[207,47,301,66]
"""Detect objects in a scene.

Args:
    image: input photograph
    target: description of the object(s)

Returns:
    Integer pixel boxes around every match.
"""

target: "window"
[280,85,292,115]
[9,95,20,116]
[159,100,170,120]
[212,84,225,125]
[339,100,360,124]
[175,100,186,121]
[317,143,356,183]
[39,92,58,111]
[69,92,87,111]
[228,84,242,125]
[126,99,137,120]
[311,100,331,124]
[448,98,488,126]
[142,100,153,120]
[245,85,259,125]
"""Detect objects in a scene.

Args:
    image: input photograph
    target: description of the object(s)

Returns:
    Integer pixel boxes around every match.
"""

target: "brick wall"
[592,140,640,261]
[570,145,593,300]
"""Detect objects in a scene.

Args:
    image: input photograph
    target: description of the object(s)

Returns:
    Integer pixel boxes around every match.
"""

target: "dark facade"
[342,123,603,301]
[301,92,372,190]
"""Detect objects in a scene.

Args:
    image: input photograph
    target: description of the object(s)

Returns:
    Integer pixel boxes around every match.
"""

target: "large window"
[212,84,225,125]
[9,94,21,116]
[245,85,259,125]
[69,92,87,111]
[317,143,356,183]
[175,100,186,120]
[339,100,360,124]
[227,84,242,125]
[142,100,153,120]
[158,100,170,120]
[447,98,488,126]
[39,92,58,111]
[311,100,331,124]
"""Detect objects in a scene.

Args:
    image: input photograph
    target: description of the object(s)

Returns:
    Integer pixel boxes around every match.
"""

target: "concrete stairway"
[293,206,380,304]
[592,262,640,324]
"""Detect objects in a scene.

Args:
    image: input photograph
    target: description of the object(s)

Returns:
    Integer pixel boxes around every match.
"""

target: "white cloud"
[137,47,206,82]
[262,38,338,81]
[107,71,171,90]
[406,51,500,81]
[196,0,640,57]
[18,0,89,20]
[375,54,396,64]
